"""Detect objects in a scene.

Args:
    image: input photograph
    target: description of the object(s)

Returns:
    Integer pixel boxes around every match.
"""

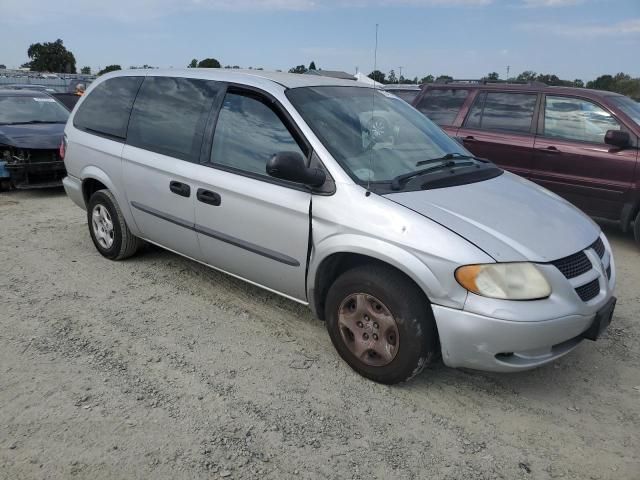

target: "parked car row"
[62,70,616,383]
[411,82,640,243]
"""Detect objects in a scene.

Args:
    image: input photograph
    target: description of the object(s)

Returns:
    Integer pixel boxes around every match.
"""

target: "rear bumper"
[432,304,604,372]
[63,175,86,210]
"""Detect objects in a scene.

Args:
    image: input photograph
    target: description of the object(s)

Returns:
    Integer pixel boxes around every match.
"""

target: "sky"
[1,0,638,81]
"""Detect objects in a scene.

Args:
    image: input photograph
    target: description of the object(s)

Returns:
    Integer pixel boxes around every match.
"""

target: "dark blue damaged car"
[0,89,69,189]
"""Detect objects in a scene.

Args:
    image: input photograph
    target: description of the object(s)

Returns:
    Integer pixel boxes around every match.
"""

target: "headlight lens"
[455,263,551,300]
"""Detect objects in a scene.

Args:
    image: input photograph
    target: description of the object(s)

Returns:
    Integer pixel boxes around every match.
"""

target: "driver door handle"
[169,181,191,197]
[538,146,561,153]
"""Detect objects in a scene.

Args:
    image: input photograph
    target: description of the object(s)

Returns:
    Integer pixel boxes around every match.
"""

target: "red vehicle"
[412,82,640,244]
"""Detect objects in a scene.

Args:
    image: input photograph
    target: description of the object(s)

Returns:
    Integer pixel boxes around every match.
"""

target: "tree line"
[10,39,640,100]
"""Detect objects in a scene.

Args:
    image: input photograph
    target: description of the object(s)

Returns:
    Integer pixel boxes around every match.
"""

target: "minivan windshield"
[286,86,499,192]
[0,95,69,125]
[610,96,640,127]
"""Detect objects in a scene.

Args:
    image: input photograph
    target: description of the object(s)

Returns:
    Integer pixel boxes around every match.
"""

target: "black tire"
[325,264,438,384]
[87,189,141,260]
[634,209,640,246]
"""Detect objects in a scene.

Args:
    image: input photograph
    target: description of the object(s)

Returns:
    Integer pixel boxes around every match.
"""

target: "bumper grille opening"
[575,278,600,302]
[606,265,611,279]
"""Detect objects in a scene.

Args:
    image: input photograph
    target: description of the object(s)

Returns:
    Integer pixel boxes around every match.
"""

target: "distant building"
[305,70,356,81]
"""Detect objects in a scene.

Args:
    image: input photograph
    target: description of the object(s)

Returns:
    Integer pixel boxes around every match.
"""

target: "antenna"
[367,23,379,194]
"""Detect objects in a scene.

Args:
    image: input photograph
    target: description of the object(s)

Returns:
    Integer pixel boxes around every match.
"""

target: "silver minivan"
[62,70,616,384]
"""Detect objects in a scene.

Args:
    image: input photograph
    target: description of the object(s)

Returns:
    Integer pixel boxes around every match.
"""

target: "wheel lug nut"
[357,321,363,328]
[373,334,378,341]
[363,333,369,340]
[373,322,379,329]
[364,315,369,321]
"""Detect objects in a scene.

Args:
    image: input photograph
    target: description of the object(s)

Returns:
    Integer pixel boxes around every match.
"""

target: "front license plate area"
[582,297,616,341]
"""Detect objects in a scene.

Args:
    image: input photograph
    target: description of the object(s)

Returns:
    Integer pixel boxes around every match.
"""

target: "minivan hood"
[0,123,65,149]
[385,172,599,262]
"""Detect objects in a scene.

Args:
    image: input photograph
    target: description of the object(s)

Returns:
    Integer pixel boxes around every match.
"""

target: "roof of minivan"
[110,68,366,89]
[427,82,623,98]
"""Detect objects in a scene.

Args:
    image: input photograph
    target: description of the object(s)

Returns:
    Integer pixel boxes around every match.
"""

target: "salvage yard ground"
[1,188,639,480]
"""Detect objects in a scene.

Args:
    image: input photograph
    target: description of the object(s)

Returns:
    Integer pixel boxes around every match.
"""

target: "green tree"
[516,70,537,82]
[486,72,499,81]
[80,66,91,74]
[25,39,76,73]
[420,74,434,84]
[573,79,584,88]
[309,61,317,70]
[387,69,398,84]
[368,70,386,83]
[98,65,121,76]
[0,64,6,70]
[188,59,198,68]
[197,58,221,68]
[289,65,308,74]
[435,75,453,83]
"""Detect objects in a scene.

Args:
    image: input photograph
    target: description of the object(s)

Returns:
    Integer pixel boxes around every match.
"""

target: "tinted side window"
[388,89,419,104]
[415,89,469,126]
[127,77,219,162]
[544,96,621,144]
[465,92,537,133]
[210,93,304,177]
[74,76,143,139]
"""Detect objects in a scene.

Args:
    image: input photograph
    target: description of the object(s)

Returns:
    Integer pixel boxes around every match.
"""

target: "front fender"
[307,233,469,316]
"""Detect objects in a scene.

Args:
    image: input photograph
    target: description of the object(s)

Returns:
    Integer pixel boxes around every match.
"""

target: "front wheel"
[87,189,141,260]
[325,264,438,384]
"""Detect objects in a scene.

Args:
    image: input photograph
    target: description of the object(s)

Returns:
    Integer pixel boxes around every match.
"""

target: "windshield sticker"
[33,98,56,102]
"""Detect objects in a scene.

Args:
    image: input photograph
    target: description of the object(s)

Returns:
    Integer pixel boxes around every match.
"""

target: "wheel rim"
[337,293,399,367]
[91,204,114,249]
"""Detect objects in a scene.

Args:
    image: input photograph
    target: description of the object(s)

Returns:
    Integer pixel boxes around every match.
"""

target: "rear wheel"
[87,189,141,260]
[325,264,438,384]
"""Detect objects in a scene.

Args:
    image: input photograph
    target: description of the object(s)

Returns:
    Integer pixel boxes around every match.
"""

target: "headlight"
[455,263,551,300]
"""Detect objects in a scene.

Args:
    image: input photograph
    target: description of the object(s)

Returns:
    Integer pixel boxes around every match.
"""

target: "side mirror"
[605,130,630,148]
[266,151,326,187]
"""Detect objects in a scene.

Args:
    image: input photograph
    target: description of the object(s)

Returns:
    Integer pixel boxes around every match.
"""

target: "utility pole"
[506,65,510,80]
[398,66,403,83]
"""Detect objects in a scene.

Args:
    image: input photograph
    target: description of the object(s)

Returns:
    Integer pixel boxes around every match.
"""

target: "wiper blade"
[391,160,474,191]
[416,152,478,167]
[2,120,65,125]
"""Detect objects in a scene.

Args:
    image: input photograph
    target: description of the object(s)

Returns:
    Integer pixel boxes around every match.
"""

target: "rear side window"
[387,89,419,104]
[127,77,220,162]
[465,92,537,133]
[210,93,304,177]
[415,89,469,126]
[544,96,621,144]
[73,76,143,139]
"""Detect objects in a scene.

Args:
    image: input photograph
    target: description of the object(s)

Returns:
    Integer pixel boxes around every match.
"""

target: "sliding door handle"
[197,188,222,206]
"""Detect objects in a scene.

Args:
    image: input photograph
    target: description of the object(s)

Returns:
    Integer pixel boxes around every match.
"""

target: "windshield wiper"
[390,159,475,191]
[1,120,66,125]
[415,152,479,167]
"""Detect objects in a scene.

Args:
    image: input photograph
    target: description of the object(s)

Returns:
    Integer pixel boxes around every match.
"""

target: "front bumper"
[432,304,607,372]
[6,160,66,188]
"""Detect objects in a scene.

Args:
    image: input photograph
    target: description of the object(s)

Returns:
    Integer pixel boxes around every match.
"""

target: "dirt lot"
[1,188,639,480]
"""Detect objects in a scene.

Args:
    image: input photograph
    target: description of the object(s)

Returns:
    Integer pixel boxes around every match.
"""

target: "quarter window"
[210,93,304,177]
[127,77,220,162]
[415,89,469,126]
[544,96,621,144]
[464,92,537,133]
[73,76,143,139]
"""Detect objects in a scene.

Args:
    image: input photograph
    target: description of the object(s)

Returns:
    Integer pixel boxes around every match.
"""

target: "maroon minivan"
[412,83,640,244]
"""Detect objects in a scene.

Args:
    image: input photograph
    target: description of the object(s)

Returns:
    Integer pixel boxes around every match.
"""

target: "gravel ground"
[1,188,639,480]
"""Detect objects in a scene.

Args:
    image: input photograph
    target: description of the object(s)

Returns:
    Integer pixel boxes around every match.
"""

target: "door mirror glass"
[266,151,326,187]
[604,129,630,148]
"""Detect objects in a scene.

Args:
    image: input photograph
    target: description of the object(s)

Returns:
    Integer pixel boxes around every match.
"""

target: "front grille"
[575,279,600,302]
[552,251,592,279]
[591,237,605,258]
